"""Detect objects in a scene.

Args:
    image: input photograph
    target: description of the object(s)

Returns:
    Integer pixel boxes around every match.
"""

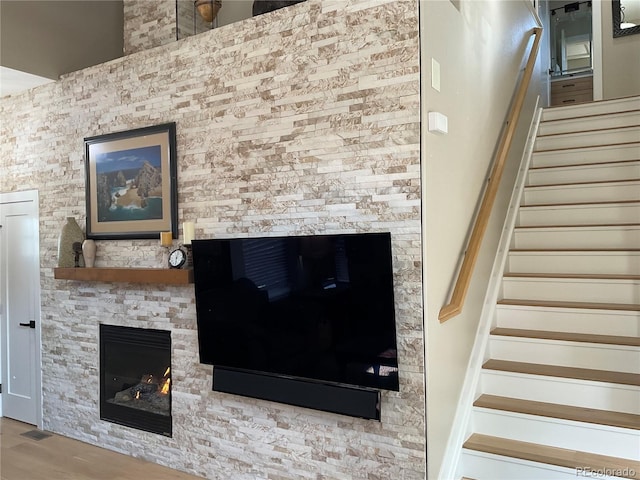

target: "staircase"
[459,96,640,479]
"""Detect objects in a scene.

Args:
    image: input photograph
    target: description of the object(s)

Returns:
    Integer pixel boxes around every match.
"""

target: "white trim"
[592,0,604,100]
[440,102,543,480]
[526,0,544,27]
[538,0,552,107]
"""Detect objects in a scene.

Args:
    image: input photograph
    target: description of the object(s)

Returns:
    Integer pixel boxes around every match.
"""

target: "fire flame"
[160,377,171,395]
[134,391,140,400]
[159,367,171,395]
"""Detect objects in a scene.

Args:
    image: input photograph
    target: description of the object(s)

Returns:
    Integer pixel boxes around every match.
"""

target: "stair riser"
[539,111,640,136]
[489,337,640,373]
[523,182,640,205]
[472,409,640,459]
[542,97,640,121]
[501,277,639,304]
[517,203,640,227]
[507,252,640,275]
[531,143,640,168]
[495,305,640,337]
[535,128,640,152]
[512,226,640,249]
[481,370,640,414]
[527,162,640,185]
[461,451,591,480]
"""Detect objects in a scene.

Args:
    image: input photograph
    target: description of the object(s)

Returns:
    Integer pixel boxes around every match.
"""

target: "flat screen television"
[191,232,399,392]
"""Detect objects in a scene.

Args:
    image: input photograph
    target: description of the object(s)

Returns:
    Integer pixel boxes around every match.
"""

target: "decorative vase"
[57,217,85,267]
[82,239,97,268]
[195,0,221,22]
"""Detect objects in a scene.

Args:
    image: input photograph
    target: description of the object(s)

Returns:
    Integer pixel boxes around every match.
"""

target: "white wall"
[420,1,542,477]
[601,0,640,98]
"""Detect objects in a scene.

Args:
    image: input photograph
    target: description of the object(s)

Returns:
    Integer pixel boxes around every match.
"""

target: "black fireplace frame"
[99,324,172,437]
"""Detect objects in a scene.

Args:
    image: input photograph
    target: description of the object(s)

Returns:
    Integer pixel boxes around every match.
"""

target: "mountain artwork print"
[95,145,164,222]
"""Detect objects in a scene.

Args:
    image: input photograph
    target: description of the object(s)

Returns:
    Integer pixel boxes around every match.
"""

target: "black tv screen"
[191,232,399,391]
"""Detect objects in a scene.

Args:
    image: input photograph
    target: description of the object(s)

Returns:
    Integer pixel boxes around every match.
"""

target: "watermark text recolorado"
[576,467,636,477]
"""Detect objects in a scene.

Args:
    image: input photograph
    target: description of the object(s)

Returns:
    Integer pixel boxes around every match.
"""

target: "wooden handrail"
[439,27,543,323]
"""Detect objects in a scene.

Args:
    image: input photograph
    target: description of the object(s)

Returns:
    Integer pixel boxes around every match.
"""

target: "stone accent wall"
[1,1,424,478]
[124,0,176,55]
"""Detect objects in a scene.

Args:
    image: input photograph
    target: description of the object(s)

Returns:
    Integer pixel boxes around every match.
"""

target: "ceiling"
[0,0,124,97]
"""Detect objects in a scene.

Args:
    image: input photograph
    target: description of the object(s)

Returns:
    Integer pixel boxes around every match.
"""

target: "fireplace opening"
[100,324,171,437]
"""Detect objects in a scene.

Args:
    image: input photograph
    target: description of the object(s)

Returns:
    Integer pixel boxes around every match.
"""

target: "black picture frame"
[84,123,178,240]
[613,0,640,38]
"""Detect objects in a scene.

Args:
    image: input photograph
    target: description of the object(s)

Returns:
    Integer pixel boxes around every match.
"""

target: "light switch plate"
[431,58,441,92]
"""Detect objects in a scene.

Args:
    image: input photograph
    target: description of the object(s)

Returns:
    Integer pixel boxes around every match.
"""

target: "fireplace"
[100,324,172,436]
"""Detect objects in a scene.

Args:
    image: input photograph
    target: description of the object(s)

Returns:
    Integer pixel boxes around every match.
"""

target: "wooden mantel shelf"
[53,267,194,285]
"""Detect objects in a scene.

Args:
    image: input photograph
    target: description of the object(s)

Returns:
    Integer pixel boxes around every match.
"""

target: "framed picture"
[84,123,177,240]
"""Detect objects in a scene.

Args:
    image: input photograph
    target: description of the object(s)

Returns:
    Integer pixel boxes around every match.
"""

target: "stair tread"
[520,199,640,208]
[482,359,640,386]
[490,327,640,347]
[474,394,640,430]
[529,157,640,171]
[514,222,640,229]
[545,95,640,109]
[524,178,640,189]
[503,273,640,280]
[497,299,640,311]
[533,140,640,154]
[540,108,640,125]
[537,124,640,138]
[510,248,640,252]
[463,433,640,479]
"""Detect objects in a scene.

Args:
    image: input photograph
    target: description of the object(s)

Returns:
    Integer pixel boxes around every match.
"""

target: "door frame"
[537,0,552,106]
[592,0,603,100]
[0,189,43,428]
[542,0,603,102]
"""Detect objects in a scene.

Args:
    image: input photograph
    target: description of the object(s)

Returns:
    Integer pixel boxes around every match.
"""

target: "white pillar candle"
[183,222,195,245]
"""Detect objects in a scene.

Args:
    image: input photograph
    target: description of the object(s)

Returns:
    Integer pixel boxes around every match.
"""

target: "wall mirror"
[613,0,640,37]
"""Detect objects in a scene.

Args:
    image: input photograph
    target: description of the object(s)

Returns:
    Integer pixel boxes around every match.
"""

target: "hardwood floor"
[0,417,204,480]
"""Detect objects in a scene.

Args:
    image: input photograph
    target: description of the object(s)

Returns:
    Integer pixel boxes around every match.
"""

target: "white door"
[0,190,42,427]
